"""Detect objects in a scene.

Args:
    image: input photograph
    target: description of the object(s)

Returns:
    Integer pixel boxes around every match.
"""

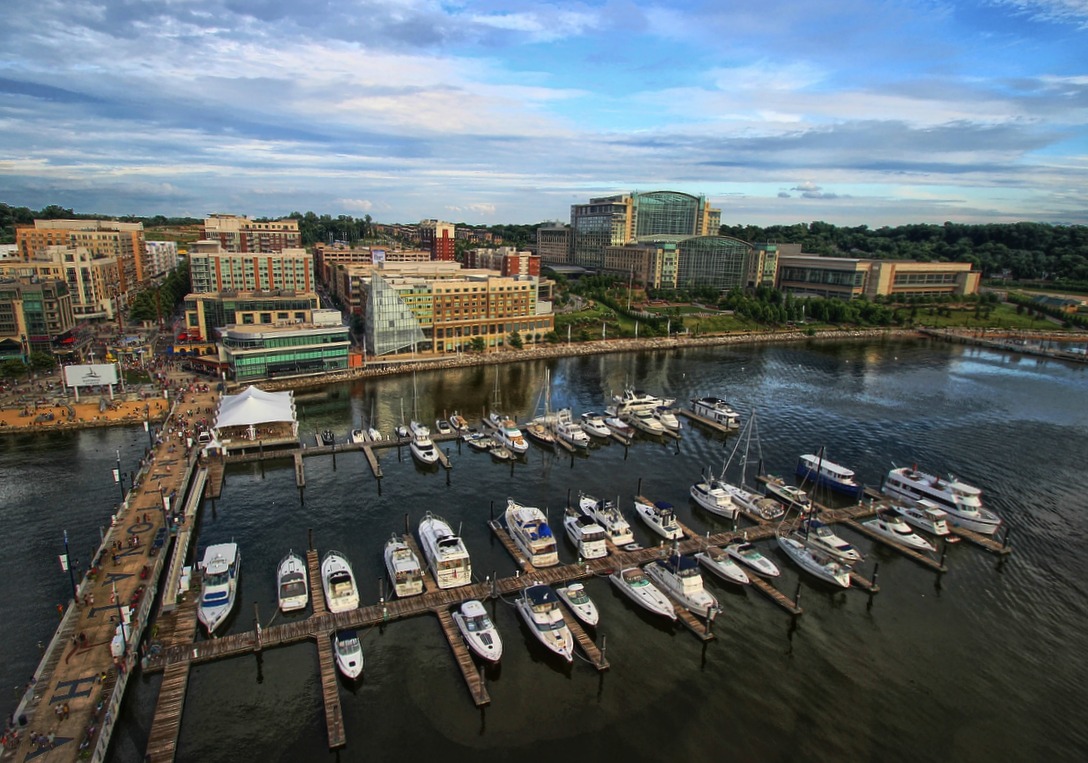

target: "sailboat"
[488,371,528,454]
[707,411,786,521]
[367,397,383,442]
[526,369,557,448]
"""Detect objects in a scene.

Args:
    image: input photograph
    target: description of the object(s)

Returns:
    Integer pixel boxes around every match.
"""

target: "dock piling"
[871,562,880,590]
[254,602,262,652]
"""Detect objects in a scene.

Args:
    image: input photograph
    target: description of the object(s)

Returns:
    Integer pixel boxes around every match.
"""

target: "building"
[535,225,571,267]
[332,260,464,316]
[188,241,315,294]
[0,277,77,360]
[144,241,180,279]
[777,255,980,300]
[203,215,302,253]
[313,244,431,287]
[463,247,541,278]
[1,245,122,321]
[183,290,322,341]
[218,309,349,382]
[600,235,753,292]
[418,220,456,261]
[15,219,146,293]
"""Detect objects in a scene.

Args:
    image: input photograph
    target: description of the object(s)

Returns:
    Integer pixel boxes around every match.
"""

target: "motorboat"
[349,429,366,445]
[695,546,750,586]
[198,542,240,634]
[383,534,424,597]
[504,499,559,567]
[633,497,684,540]
[554,409,591,449]
[395,423,410,439]
[625,408,666,435]
[367,425,383,442]
[452,600,503,663]
[579,411,612,439]
[578,492,634,546]
[435,418,453,436]
[863,509,936,552]
[524,419,557,448]
[449,411,470,432]
[725,541,781,577]
[489,412,529,454]
[652,406,682,432]
[690,396,740,428]
[764,477,812,513]
[718,480,786,521]
[882,466,1002,535]
[645,555,719,618]
[321,429,335,445]
[690,474,739,519]
[609,566,676,620]
[465,433,496,451]
[562,506,608,559]
[277,550,308,613]
[418,512,472,588]
[612,388,675,413]
[796,453,864,499]
[798,518,863,563]
[556,582,599,627]
[515,584,574,662]
[408,420,439,465]
[333,630,363,680]
[892,498,951,536]
[321,550,360,613]
[490,445,513,461]
[777,534,851,588]
[603,414,633,439]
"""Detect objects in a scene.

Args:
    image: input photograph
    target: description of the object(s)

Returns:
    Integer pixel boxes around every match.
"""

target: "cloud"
[992,0,1088,27]
[337,198,374,212]
[777,191,791,198]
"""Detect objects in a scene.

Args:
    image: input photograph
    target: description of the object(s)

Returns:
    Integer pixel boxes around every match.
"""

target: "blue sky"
[1,0,1086,226]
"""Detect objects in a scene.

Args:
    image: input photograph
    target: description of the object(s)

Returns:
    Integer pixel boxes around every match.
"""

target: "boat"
[321,550,360,613]
[690,472,739,519]
[882,466,1002,535]
[367,398,383,441]
[435,418,453,436]
[449,411,470,432]
[504,499,559,567]
[612,388,675,413]
[624,407,666,435]
[515,584,574,662]
[633,497,684,540]
[276,550,308,613]
[321,429,335,445]
[333,630,363,680]
[524,419,556,448]
[556,582,599,627]
[490,445,513,461]
[724,541,781,577]
[489,412,530,454]
[465,433,495,451]
[383,534,424,598]
[408,420,440,465]
[796,452,864,499]
[863,509,937,551]
[451,600,503,663]
[798,518,864,563]
[690,396,740,428]
[764,477,812,514]
[418,512,472,589]
[645,554,719,617]
[579,411,612,438]
[711,409,785,521]
[578,492,634,546]
[652,406,682,432]
[695,546,751,586]
[603,414,633,439]
[731,489,787,521]
[554,408,591,449]
[562,506,608,559]
[777,533,851,588]
[609,567,676,620]
[349,429,366,445]
[198,542,240,634]
[891,498,951,536]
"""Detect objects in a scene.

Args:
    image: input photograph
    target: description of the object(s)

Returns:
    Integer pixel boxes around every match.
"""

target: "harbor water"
[3,337,1087,762]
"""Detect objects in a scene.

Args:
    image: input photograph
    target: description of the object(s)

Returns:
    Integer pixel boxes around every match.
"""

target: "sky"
[1,0,1086,227]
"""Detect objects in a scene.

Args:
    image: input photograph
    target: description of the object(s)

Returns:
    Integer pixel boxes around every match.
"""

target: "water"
[3,338,1087,761]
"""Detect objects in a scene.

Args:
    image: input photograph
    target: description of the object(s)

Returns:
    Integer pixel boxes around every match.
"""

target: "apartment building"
[463,247,541,278]
[15,219,145,292]
[0,277,77,359]
[203,214,302,253]
[418,219,456,261]
[188,240,314,293]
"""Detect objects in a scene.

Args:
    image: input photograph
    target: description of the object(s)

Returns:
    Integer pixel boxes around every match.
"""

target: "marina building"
[188,241,315,294]
[203,214,301,253]
[0,277,77,359]
[15,218,146,293]
[776,256,980,300]
[182,291,321,341]
[218,309,350,382]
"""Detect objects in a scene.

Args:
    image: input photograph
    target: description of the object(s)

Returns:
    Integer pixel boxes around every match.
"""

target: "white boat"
[435,418,453,436]
[489,412,529,454]
[578,492,634,546]
[367,426,383,442]
[725,541,781,577]
[625,407,666,435]
[452,600,503,663]
[633,497,684,540]
[690,474,739,519]
[277,550,308,613]
[863,509,937,552]
[554,409,591,449]
[515,584,574,662]
[418,512,472,589]
[778,534,851,588]
[796,452,864,499]
[612,388,675,413]
[644,555,719,618]
[690,396,740,428]
[695,547,750,586]
[652,406,682,432]
[764,478,812,513]
[449,411,470,432]
[349,429,366,445]
[321,550,360,613]
[333,630,363,680]
[892,498,951,536]
[798,518,864,563]
[603,414,633,439]
[579,412,612,438]
[409,420,440,465]
[609,566,677,620]
[197,542,240,635]
[556,582,599,627]
[524,419,557,448]
[882,466,1002,535]
[383,534,424,598]
[504,499,559,568]
[562,506,608,559]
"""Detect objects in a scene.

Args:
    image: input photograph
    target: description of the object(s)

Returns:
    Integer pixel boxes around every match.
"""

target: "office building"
[203,215,302,253]
[218,309,350,382]
[183,291,322,341]
[535,225,571,266]
[776,256,980,300]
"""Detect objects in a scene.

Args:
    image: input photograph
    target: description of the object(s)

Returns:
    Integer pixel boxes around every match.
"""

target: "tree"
[470,337,485,352]
[1,359,28,379]
[508,331,523,349]
[27,351,56,371]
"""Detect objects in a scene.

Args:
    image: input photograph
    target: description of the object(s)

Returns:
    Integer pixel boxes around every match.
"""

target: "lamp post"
[61,530,78,599]
[114,449,125,502]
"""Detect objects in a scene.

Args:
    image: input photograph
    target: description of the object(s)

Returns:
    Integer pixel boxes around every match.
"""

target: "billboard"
[64,363,120,388]
[372,249,386,264]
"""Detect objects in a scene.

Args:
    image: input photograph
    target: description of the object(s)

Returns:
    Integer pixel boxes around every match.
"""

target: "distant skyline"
[1,1,1086,227]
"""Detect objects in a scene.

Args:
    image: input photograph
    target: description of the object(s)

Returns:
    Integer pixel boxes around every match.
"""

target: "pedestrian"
[62,703,69,720]
[79,632,86,646]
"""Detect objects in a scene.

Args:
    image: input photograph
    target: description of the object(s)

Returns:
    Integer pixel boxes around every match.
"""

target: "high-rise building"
[188,241,314,294]
[418,220,456,261]
[15,219,146,293]
[464,247,541,278]
[203,215,302,253]
[535,225,571,266]
[145,241,180,279]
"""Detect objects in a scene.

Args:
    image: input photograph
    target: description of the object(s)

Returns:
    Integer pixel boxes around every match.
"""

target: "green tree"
[1,359,29,378]
[508,331,523,349]
[470,337,485,352]
[27,351,56,371]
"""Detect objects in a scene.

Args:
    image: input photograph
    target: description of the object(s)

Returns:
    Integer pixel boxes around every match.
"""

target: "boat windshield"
[466,614,492,632]
[565,587,589,605]
[280,580,306,597]
[205,571,230,587]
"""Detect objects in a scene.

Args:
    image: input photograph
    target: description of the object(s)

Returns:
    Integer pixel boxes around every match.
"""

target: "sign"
[59,554,69,572]
[372,249,386,263]
[64,363,119,388]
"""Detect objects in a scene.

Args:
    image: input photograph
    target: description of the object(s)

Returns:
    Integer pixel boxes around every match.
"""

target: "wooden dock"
[361,445,383,478]
[204,457,226,499]
[294,452,305,487]
[950,525,1013,555]
[840,518,948,572]
[314,633,346,749]
[145,572,201,761]
[677,408,737,436]
[434,607,490,706]
[563,611,609,669]
[746,574,803,615]
[308,549,327,615]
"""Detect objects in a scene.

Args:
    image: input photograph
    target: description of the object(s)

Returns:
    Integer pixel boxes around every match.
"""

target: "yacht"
[198,542,240,635]
[556,582,599,627]
[490,444,513,461]
[603,413,634,439]
[276,550,308,613]
[764,478,812,514]
[777,534,851,588]
[690,474,739,519]
[408,420,440,465]
[333,630,363,680]
[721,481,787,521]
[892,498,951,536]
[525,419,557,448]
[515,584,574,662]
[449,411,470,432]
[882,466,1002,535]
[633,497,684,540]
[690,396,741,429]
[383,534,424,598]
[435,418,453,436]
[349,429,366,445]
[724,541,781,577]
[863,509,936,552]
[579,412,612,439]
[695,546,751,586]
[578,492,634,546]
[798,518,864,563]
[609,566,677,620]
[796,453,864,499]
[321,550,360,613]
[452,600,503,663]
[625,407,666,435]
[612,388,675,413]
[489,413,529,454]
[504,499,559,568]
[562,506,608,559]
[645,555,719,618]
[652,406,682,432]
[367,424,383,442]
[554,409,591,449]
[418,513,472,589]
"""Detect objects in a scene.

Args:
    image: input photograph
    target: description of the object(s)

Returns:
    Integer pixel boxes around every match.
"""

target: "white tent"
[214,386,297,433]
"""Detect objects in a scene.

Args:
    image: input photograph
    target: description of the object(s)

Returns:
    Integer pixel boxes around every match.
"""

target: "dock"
[950,525,1014,555]
[840,518,948,572]
[314,634,346,749]
[361,444,383,478]
[677,408,737,436]
[746,574,803,616]
[434,607,490,706]
[562,610,609,669]
[294,452,305,487]
[145,574,201,761]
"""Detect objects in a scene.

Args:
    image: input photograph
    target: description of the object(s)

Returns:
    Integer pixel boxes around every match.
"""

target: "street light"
[61,530,78,600]
[114,449,125,502]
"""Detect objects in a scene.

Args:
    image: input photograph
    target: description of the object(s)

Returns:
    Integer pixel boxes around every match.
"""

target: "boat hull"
[609,569,676,620]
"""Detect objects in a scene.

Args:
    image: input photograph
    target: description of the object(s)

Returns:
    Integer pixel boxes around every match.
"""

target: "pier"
[677,407,737,436]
